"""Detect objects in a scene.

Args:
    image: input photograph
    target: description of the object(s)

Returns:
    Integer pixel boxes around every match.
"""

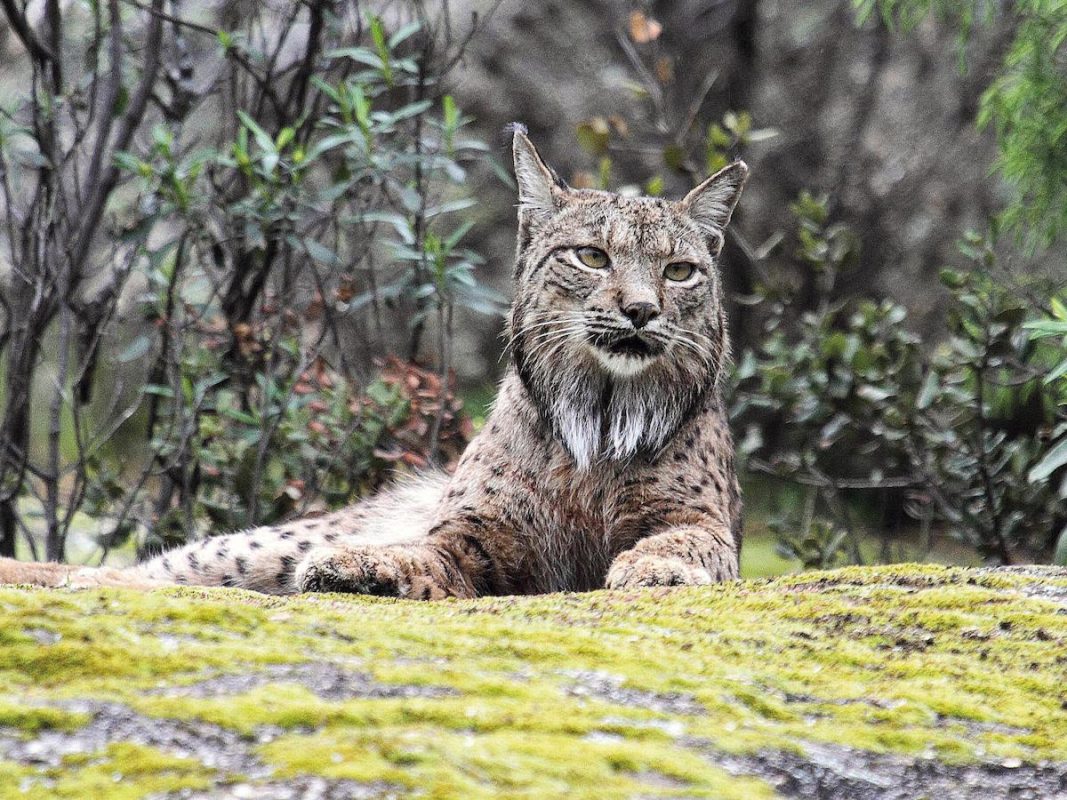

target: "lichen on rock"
[1,564,1065,798]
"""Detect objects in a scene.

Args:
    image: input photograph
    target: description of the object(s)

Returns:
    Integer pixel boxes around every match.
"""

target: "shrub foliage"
[0,3,498,561]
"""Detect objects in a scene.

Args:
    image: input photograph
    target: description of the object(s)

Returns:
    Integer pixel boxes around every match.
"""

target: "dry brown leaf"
[629,10,662,44]
[655,56,674,84]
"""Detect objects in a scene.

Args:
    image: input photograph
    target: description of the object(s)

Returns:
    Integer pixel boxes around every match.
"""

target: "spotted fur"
[0,129,747,597]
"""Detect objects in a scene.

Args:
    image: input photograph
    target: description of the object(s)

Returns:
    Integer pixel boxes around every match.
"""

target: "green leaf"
[310,76,341,103]
[662,143,686,171]
[302,237,341,267]
[388,20,422,49]
[119,335,153,363]
[387,100,433,123]
[444,220,475,251]
[856,385,893,403]
[275,127,295,151]
[220,406,259,426]
[1023,319,1067,335]
[369,16,394,85]
[1029,436,1067,483]
[237,110,275,154]
[425,198,476,218]
[1052,296,1067,321]
[1046,358,1067,385]
[442,94,459,129]
[1054,525,1067,567]
[576,118,610,156]
[916,370,939,410]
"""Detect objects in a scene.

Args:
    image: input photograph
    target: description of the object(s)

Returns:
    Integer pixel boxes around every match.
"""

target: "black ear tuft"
[503,121,529,139]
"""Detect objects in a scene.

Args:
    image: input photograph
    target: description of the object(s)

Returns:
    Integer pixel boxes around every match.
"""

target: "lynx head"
[507,128,748,470]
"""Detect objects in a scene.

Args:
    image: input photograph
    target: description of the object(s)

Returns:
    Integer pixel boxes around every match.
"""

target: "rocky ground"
[1,564,1065,798]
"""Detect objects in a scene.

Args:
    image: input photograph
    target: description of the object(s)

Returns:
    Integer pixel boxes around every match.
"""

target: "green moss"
[260,725,776,799]
[0,564,1064,796]
[0,743,213,799]
[0,701,87,733]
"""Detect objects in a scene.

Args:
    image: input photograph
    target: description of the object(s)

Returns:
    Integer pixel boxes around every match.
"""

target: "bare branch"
[0,0,57,65]
[71,0,166,275]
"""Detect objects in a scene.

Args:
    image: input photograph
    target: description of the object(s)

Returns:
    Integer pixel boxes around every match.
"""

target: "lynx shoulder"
[0,128,748,598]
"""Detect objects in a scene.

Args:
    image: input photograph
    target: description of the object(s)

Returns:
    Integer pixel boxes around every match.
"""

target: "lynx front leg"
[295,524,504,600]
[605,526,738,589]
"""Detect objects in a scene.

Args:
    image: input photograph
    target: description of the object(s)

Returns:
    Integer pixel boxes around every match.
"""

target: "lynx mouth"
[590,333,664,367]
[604,336,656,358]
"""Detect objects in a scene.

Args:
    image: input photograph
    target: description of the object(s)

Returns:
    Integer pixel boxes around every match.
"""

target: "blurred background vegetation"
[0,0,1062,576]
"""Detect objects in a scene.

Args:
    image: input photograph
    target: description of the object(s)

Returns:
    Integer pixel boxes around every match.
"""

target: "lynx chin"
[0,127,748,598]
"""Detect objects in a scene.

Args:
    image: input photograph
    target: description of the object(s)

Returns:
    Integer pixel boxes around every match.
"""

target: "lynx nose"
[621,301,660,329]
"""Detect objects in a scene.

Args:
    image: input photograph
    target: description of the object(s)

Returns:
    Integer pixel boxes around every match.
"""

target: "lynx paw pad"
[295,547,467,600]
[605,554,713,590]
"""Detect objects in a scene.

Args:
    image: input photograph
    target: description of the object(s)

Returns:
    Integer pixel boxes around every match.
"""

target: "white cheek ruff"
[591,348,656,377]
[554,399,600,471]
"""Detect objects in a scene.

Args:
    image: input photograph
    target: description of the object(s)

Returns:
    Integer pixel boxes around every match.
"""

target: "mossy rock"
[1,564,1065,798]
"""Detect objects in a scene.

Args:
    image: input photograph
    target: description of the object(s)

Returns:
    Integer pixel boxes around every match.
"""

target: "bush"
[729,198,1067,565]
[0,4,501,561]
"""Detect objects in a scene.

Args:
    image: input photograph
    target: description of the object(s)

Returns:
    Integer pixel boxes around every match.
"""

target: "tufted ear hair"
[680,161,749,255]
[512,125,567,229]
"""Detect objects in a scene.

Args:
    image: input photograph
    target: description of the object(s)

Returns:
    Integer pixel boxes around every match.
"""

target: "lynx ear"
[681,161,749,255]
[512,127,565,226]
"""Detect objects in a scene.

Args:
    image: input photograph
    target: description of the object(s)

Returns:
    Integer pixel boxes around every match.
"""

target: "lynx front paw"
[295,546,474,600]
[605,553,714,590]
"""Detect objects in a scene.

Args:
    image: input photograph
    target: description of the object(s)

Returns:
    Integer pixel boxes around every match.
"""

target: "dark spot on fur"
[324,532,338,543]
[235,557,248,575]
[279,555,297,572]
[249,540,263,550]
[297,540,313,553]
[279,530,294,540]
[460,513,489,530]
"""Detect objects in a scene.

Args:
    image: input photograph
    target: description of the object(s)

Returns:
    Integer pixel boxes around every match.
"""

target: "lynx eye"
[575,247,610,269]
[664,262,696,282]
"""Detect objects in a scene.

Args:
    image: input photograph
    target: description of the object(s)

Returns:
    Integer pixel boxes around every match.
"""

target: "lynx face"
[508,131,747,469]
